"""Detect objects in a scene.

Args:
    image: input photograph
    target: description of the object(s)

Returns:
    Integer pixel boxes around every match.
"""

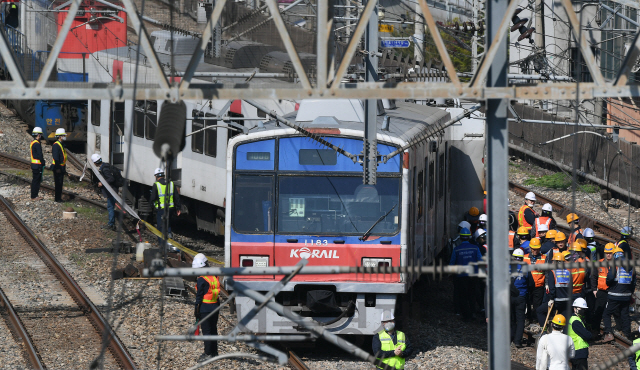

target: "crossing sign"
[380,39,411,48]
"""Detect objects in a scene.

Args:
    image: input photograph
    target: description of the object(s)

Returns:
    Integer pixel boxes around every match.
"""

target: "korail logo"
[290,247,339,259]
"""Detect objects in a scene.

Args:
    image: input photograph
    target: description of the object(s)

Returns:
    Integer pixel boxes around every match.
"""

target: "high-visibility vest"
[377,330,406,369]
[568,228,583,244]
[535,217,552,237]
[52,140,66,166]
[196,275,220,304]
[30,140,41,164]
[568,315,589,351]
[633,338,640,368]
[552,269,571,301]
[524,254,546,287]
[609,267,633,298]
[571,258,586,294]
[508,230,516,250]
[517,205,537,231]
[597,259,609,291]
[154,181,175,209]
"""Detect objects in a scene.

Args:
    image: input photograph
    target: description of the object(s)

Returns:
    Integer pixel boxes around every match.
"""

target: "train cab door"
[110,102,125,170]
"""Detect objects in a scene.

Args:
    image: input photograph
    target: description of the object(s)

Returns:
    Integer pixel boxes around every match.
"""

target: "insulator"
[514,7,523,16]
[517,27,535,42]
[511,17,528,31]
[153,101,187,159]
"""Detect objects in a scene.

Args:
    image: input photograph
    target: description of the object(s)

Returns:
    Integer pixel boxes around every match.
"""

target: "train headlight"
[240,256,269,267]
[361,258,392,268]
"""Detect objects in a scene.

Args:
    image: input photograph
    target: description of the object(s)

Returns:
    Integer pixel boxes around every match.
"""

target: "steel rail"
[0,286,44,369]
[287,350,310,370]
[0,150,89,183]
[0,194,137,369]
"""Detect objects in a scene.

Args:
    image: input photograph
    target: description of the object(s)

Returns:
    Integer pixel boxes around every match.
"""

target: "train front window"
[233,175,274,233]
[277,176,400,235]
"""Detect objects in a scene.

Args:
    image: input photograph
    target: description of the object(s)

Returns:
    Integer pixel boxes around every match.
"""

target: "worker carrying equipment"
[536,314,575,370]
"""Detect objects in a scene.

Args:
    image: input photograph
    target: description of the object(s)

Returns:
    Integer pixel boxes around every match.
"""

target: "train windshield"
[277,176,400,235]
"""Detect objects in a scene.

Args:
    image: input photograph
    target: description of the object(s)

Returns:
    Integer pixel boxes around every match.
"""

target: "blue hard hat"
[614,251,625,260]
[460,227,471,236]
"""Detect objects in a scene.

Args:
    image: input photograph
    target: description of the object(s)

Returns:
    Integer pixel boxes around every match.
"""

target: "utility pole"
[363,0,378,185]
[346,0,352,38]
[472,0,479,72]
[534,0,545,51]
[414,0,424,65]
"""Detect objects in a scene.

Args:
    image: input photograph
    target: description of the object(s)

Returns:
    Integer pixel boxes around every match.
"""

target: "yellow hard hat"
[576,239,587,249]
[569,242,582,252]
[561,250,571,259]
[546,230,558,239]
[517,226,529,236]
[552,252,565,261]
[551,314,566,326]
[613,247,624,254]
[566,213,579,223]
[469,207,480,217]
[604,243,616,253]
[554,232,567,242]
[529,238,541,249]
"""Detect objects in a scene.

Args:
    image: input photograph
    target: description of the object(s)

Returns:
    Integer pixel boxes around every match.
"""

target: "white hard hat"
[512,249,525,258]
[154,167,164,176]
[91,153,102,163]
[55,128,67,136]
[542,203,552,212]
[479,214,487,222]
[525,192,536,201]
[32,127,43,135]
[583,228,595,238]
[538,224,549,232]
[381,311,394,322]
[458,221,471,229]
[192,253,207,268]
[473,228,486,239]
[572,297,588,309]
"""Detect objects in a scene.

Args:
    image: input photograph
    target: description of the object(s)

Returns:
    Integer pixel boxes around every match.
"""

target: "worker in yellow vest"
[373,311,412,369]
[628,327,640,369]
[193,253,221,363]
[568,298,592,370]
[150,167,181,246]
[51,128,67,202]
[30,127,45,200]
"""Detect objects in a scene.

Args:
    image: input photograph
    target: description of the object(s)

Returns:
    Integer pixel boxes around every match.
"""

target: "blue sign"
[380,40,411,48]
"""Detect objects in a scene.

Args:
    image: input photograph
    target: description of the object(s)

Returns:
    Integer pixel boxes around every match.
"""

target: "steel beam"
[615,29,640,86]
[363,0,378,185]
[0,28,26,87]
[316,0,331,88]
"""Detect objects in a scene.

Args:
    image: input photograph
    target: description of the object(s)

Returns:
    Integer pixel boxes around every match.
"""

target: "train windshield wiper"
[359,204,397,241]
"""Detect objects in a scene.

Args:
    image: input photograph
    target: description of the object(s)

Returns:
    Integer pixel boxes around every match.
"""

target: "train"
[225,99,485,335]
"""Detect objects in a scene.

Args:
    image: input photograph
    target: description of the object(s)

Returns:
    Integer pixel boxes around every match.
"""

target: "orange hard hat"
[469,207,480,217]
[552,314,566,326]
[529,238,541,249]
[546,230,558,239]
[517,226,529,236]
[566,213,580,223]
[552,252,565,261]
[554,232,567,242]
[569,242,582,252]
[576,239,587,249]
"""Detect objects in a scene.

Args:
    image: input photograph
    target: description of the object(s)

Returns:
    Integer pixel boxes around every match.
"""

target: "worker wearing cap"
[149,167,182,246]
[30,127,45,200]
[603,249,636,341]
[545,232,568,264]
[540,229,557,255]
[51,128,67,202]
[566,213,583,244]
[535,203,556,237]
[568,298,592,370]
[373,311,412,369]
[536,314,575,370]
[451,221,471,248]
[518,192,538,234]
[589,243,615,337]
[628,327,640,369]
[465,207,481,234]
[91,154,120,230]
[193,253,220,363]
[616,226,633,260]
[583,228,602,260]
[511,249,529,348]
[450,228,482,319]
[516,226,531,254]
[537,252,573,326]
[524,238,546,322]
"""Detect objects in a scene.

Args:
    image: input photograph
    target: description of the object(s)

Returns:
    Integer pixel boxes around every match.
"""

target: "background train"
[225,98,485,335]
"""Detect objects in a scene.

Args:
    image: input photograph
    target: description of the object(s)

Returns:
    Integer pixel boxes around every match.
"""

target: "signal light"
[242,259,254,267]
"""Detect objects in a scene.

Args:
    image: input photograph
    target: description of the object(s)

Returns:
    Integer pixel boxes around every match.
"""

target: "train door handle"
[287,239,298,243]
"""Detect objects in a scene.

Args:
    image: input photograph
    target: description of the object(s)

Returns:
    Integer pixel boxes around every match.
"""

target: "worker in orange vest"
[545,232,568,263]
[524,238,546,322]
[540,229,557,255]
[508,228,519,252]
[534,203,556,237]
[566,242,590,299]
[589,243,615,336]
[567,213,583,244]
[518,192,538,234]
[193,253,221,363]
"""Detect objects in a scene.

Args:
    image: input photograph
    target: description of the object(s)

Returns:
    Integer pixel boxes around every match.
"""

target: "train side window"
[191,112,204,154]
[90,100,100,126]
[438,153,445,199]
[133,101,145,138]
[144,101,157,140]
[204,116,217,157]
[417,169,424,219]
[227,112,244,142]
[428,160,434,209]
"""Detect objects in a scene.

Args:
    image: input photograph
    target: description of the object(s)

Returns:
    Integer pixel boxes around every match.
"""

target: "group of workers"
[450,191,637,370]
[29,127,68,203]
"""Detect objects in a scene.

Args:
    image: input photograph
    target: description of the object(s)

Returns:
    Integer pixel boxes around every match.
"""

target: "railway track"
[0,150,89,182]
[0,193,137,369]
[287,349,310,370]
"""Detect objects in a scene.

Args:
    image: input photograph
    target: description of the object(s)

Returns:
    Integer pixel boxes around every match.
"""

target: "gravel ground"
[0,307,28,369]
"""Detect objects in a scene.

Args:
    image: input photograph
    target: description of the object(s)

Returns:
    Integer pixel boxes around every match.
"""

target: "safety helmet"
[576,239,587,250]
[573,298,588,309]
[32,127,43,135]
[613,247,624,254]
[517,226,529,236]
[566,213,579,223]
[525,192,536,201]
[458,221,471,230]
[474,228,486,240]
[551,314,566,326]
[91,153,102,163]
[583,228,595,238]
[568,242,582,252]
[55,128,67,136]
[468,207,480,217]
[554,232,567,242]
[512,248,525,258]
[459,227,471,237]
[381,311,394,322]
[154,167,164,176]
[604,243,616,253]
[192,253,207,268]
[552,253,565,261]
[614,251,625,260]
[561,250,571,259]
[542,203,553,212]
[529,238,541,249]
[621,226,633,236]
[10,4,16,9]
[479,214,488,222]
[537,224,549,233]
[546,230,558,239]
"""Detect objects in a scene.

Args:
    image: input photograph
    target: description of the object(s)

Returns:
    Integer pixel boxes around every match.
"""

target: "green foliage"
[580,184,600,194]
[524,173,572,190]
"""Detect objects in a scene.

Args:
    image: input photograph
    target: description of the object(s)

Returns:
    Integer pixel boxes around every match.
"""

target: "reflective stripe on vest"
[377,330,406,370]
[597,259,609,291]
[568,316,589,351]
[568,228,583,244]
[154,181,175,209]
[571,261,586,294]
[535,217,551,237]
[517,205,536,231]
[52,140,66,166]
[524,255,546,287]
[196,275,220,304]
[30,140,41,164]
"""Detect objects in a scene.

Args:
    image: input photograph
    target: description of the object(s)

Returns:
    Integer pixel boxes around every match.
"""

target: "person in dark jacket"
[537,252,573,326]
[30,127,45,200]
[91,153,119,230]
[149,167,181,246]
[192,253,220,363]
[373,311,413,369]
[511,249,529,347]
[568,298,592,370]
[449,228,483,319]
[603,250,636,341]
[617,226,634,260]
[5,3,19,28]
[51,128,67,202]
